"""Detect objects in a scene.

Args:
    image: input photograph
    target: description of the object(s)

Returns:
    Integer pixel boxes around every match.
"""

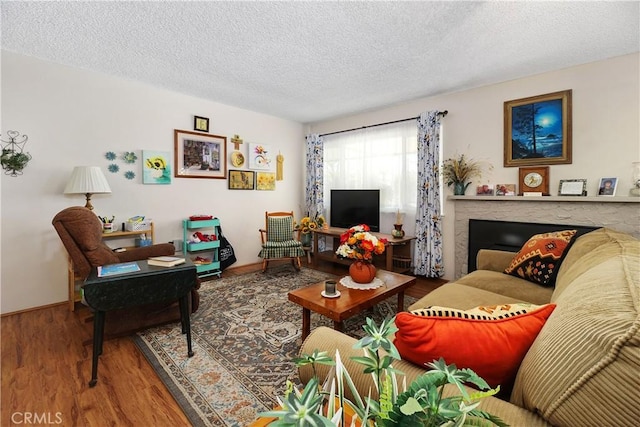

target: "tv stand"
[311,227,415,274]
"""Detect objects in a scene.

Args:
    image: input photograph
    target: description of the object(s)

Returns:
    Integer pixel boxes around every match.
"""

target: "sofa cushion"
[455,270,554,305]
[504,230,577,287]
[394,303,556,389]
[510,231,640,426]
[408,282,532,312]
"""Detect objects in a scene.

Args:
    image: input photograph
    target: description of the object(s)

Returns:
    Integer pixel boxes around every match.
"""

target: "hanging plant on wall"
[1,130,32,177]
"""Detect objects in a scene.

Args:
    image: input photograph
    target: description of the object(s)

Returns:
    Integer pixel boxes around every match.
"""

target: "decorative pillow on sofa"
[504,230,578,287]
[393,303,556,389]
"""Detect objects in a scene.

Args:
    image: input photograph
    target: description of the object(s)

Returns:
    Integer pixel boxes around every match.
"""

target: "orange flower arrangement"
[335,224,387,261]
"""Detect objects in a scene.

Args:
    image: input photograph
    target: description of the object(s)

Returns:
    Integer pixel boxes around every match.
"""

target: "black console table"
[83,259,198,386]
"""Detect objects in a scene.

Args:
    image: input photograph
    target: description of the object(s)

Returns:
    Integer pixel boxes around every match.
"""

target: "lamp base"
[85,193,94,210]
[630,188,640,197]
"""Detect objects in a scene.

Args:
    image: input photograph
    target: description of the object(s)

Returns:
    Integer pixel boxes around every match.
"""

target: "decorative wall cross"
[231,134,243,150]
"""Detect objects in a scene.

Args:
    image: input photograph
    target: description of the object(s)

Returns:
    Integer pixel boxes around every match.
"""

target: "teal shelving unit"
[182,218,221,278]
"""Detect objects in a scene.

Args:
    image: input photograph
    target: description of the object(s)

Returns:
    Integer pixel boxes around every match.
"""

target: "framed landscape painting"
[504,90,572,167]
[174,129,227,179]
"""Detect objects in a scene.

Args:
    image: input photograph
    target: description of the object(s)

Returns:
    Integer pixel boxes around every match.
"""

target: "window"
[323,121,418,216]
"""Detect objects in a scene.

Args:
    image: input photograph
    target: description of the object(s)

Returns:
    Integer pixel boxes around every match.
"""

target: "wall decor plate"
[231,151,245,167]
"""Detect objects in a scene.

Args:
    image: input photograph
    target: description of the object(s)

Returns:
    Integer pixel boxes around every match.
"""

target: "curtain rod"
[319,110,448,137]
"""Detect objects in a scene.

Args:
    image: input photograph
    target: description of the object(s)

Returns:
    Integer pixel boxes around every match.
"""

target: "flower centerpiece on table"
[441,154,490,195]
[336,225,387,283]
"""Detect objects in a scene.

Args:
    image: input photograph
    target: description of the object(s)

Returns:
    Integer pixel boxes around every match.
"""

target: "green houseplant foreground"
[259,317,507,426]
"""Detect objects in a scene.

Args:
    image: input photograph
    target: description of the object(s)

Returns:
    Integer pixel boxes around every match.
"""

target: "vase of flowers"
[442,154,489,195]
[298,215,326,246]
[335,225,386,284]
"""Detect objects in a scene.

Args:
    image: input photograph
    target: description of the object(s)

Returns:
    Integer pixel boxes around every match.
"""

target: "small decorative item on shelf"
[391,209,405,238]
[98,215,115,233]
[336,224,387,284]
[1,130,31,177]
[441,154,490,195]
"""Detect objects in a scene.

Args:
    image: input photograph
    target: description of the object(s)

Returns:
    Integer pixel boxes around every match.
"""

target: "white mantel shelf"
[448,196,640,203]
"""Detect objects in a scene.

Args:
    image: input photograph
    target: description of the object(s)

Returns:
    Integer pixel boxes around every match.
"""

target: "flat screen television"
[330,189,380,232]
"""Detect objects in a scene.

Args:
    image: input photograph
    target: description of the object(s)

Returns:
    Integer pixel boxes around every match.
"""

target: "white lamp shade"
[64,166,112,194]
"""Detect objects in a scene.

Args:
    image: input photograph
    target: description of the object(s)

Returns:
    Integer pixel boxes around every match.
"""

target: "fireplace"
[467,219,599,272]
[450,196,639,279]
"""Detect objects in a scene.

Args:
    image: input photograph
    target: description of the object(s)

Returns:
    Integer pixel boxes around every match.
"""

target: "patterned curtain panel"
[305,134,325,251]
[414,112,444,277]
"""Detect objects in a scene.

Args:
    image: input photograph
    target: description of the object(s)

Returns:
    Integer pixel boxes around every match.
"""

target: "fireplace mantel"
[449,195,640,203]
[449,196,640,279]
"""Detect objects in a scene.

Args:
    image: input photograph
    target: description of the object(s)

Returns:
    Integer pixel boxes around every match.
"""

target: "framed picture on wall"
[256,172,276,190]
[228,170,255,190]
[174,130,227,179]
[504,89,572,167]
[142,150,172,184]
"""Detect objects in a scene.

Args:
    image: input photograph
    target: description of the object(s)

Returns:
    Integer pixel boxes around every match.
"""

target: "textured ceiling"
[2,1,638,123]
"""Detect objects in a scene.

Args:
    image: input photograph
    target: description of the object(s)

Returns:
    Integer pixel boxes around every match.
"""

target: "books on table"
[97,261,141,277]
[147,256,186,267]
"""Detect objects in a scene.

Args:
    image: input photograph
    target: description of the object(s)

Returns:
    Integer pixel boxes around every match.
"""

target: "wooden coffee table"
[288,269,416,340]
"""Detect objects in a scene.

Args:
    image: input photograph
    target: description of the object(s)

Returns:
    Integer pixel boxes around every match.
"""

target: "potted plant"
[1,148,31,176]
[258,317,507,426]
[441,155,489,196]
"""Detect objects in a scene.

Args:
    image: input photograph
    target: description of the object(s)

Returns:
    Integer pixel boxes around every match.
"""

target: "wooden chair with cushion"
[52,206,200,336]
[258,211,305,272]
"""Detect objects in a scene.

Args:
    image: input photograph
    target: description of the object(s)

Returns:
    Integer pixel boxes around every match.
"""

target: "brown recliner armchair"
[52,206,200,336]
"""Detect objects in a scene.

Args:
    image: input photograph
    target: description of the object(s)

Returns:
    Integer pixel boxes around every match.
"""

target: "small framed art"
[558,179,587,196]
[228,170,255,190]
[174,130,226,179]
[256,172,276,190]
[597,177,617,196]
[476,184,494,196]
[142,150,172,184]
[496,184,516,196]
[194,116,209,133]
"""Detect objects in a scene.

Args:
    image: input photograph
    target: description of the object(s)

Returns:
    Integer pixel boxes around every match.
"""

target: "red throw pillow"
[393,303,556,389]
[504,230,578,287]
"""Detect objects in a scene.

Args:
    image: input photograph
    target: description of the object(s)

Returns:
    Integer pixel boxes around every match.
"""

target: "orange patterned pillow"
[394,303,556,389]
[504,230,577,287]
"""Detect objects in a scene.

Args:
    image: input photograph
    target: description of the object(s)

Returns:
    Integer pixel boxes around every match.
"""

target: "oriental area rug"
[133,266,415,427]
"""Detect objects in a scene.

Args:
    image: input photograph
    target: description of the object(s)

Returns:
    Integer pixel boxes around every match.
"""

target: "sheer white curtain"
[323,121,418,235]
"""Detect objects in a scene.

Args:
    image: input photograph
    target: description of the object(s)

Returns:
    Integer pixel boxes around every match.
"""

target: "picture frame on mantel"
[504,89,572,167]
[174,129,227,179]
[558,179,587,196]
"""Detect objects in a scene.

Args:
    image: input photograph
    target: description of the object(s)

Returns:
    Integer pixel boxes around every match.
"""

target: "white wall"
[1,51,306,314]
[309,53,640,280]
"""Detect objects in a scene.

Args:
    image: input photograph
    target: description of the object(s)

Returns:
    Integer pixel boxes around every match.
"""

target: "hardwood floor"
[1,260,444,426]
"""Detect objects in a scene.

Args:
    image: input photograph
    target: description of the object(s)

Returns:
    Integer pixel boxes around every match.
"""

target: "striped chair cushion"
[259,240,305,259]
[267,216,294,242]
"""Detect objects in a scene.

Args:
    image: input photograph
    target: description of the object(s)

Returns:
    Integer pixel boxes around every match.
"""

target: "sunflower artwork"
[142,150,172,184]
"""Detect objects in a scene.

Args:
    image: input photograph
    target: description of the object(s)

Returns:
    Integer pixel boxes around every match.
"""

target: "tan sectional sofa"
[299,228,639,426]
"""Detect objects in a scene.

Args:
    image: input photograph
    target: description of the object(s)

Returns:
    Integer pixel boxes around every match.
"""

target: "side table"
[82,259,197,386]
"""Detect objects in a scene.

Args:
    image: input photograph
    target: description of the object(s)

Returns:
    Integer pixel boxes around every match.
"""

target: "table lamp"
[64,166,112,210]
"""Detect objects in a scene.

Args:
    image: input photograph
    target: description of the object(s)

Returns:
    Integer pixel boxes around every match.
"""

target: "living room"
[1,2,639,426]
